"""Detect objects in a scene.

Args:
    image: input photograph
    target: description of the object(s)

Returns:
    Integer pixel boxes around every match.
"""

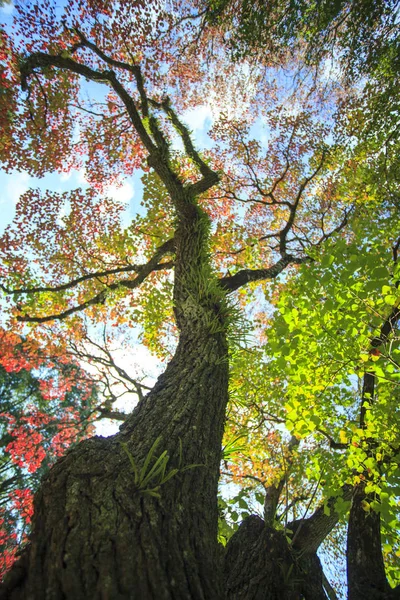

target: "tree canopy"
[0,1,399,599]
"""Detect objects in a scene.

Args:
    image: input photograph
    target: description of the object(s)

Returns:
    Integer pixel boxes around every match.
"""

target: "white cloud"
[106,180,134,205]
[5,172,32,205]
[76,168,89,185]
[60,171,72,182]
[182,105,213,132]
[0,2,14,15]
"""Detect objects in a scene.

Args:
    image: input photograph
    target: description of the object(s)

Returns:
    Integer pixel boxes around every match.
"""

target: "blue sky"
[0,3,217,433]
[0,109,214,234]
[0,1,217,233]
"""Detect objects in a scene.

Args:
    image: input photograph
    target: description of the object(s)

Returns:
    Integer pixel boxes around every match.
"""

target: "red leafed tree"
[0,329,100,580]
[0,1,399,599]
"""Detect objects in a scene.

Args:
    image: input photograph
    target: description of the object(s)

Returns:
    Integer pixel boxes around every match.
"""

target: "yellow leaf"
[361,500,370,513]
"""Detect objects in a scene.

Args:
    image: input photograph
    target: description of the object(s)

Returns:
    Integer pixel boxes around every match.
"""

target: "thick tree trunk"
[1,323,229,600]
[347,484,400,600]
[0,189,231,599]
[223,515,328,600]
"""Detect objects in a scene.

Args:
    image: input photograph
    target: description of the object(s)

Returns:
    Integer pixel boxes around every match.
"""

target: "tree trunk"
[223,515,328,600]
[347,484,400,600]
[0,191,231,599]
[1,322,228,600]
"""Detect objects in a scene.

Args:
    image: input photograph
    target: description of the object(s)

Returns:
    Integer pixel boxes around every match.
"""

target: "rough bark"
[223,515,328,600]
[0,173,230,599]
[224,515,298,600]
[289,485,352,555]
[0,320,229,600]
[347,484,400,600]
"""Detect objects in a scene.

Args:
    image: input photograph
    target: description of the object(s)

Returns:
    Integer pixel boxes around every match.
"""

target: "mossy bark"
[1,188,230,600]
[1,325,228,600]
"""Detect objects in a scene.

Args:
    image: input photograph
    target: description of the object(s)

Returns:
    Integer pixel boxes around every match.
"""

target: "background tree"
[0,327,150,579]
[0,329,102,579]
[202,0,399,77]
[0,1,399,598]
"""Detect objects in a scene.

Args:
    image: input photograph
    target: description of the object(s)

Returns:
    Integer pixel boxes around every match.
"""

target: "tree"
[0,327,148,579]
[0,1,399,598]
[202,0,399,78]
[0,329,102,579]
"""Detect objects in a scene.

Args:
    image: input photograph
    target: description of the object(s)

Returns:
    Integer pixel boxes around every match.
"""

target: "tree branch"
[219,254,309,293]
[69,27,153,119]
[19,51,157,154]
[322,571,339,600]
[20,38,220,216]
[16,241,174,323]
[279,149,327,256]
[64,30,216,199]
[1,262,144,296]
[70,333,152,401]
[288,484,352,554]
[97,408,127,421]
[150,97,218,184]
[316,427,348,450]
[264,435,299,526]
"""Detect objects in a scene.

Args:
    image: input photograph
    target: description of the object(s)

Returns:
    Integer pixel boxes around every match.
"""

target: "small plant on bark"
[120,437,179,498]
[121,437,203,499]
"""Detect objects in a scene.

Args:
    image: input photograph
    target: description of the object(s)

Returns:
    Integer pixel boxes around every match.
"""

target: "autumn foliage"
[0,0,399,598]
[0,329,98,578]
